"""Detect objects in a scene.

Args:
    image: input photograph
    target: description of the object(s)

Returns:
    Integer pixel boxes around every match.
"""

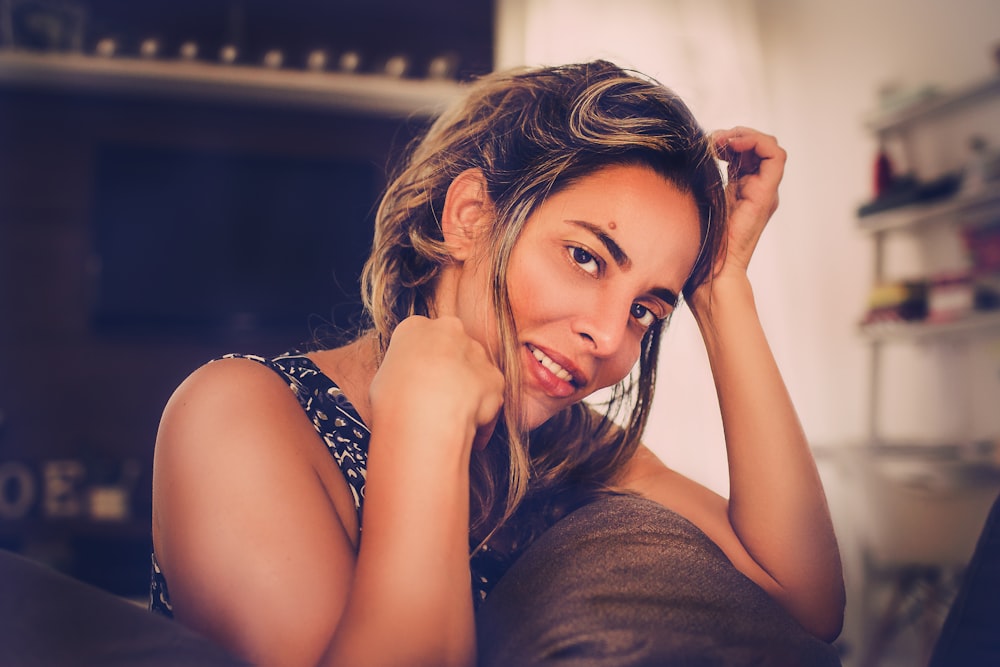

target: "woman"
[150,61,845,666]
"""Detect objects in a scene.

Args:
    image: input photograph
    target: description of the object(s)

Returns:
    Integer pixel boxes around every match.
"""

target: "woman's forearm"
[317,316,503,666]
[691,272,845,640]
[322,421,477,667]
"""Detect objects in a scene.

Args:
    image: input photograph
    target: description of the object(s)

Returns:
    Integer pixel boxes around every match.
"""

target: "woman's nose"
[572,296,629,358]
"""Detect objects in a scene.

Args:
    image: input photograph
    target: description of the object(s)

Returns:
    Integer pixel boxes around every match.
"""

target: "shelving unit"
[0,49,465,117]
[860,308,1000,343]
[857,188,1000,235]
[864,75,1000,134]
[853,75,1000,667]
[858,74,1000,442]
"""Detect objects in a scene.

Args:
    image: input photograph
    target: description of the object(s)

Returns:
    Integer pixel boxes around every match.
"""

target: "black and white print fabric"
[149,351,509,617]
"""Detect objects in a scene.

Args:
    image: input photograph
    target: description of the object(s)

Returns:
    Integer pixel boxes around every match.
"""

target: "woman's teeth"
[529,345,574,383]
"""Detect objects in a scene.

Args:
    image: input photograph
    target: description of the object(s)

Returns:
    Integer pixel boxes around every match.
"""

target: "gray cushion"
[476,494,841,666]
[0,548,247,666]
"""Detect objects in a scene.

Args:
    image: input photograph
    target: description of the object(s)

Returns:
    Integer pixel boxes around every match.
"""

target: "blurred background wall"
[0,0,493,597]
[1,1,999,665]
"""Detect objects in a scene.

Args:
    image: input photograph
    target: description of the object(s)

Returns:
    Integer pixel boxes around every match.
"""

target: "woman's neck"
[308,333,380,425]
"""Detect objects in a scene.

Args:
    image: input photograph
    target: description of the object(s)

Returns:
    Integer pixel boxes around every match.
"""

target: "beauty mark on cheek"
[608,221,617,230]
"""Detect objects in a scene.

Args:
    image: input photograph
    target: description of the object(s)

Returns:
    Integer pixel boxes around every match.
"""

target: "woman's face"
[448,163,703,430]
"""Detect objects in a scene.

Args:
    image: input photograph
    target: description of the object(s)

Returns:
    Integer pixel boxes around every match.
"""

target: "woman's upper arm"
[152,358,356,666]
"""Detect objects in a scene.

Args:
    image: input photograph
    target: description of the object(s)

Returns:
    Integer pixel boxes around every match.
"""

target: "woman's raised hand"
[369,315,506,455]
[681,129,846,640]
[351,315,502,666]
[711,127,787,277]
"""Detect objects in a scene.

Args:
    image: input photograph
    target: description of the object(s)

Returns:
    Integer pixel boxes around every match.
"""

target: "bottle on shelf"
[874,143,896,198]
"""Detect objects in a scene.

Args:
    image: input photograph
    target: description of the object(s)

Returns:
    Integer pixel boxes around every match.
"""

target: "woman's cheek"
[512,260,574,319]
[592,344,641,392]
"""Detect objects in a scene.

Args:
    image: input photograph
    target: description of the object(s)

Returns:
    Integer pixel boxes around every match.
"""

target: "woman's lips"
[523,343,579,399]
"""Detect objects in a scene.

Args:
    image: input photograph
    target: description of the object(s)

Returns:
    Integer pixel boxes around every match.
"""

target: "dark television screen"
[90,143,379,337]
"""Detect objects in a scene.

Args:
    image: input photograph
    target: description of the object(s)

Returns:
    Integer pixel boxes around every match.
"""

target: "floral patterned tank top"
[149,351,511,617]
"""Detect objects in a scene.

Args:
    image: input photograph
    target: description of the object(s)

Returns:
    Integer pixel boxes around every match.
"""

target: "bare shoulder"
[152,357,317,507]
[157,358,300,462]
[152,357,358,665]
[157,356,301,437]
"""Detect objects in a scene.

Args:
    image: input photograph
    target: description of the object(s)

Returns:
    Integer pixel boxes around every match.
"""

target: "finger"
[730,150,763,180]
[723,144,784,204]
[714,126,781,156]
[714,127,784,167]
[713,131,761,187]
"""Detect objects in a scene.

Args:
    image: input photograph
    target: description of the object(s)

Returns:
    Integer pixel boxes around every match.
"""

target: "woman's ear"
[441,168,492,261]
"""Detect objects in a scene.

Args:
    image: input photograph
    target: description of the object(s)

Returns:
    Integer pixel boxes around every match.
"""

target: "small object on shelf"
[86,457,140,522]
[218,44,238,65]
[338,50,361,73]
[0,461,34,520]
[139,38,159,59]
[974,283,1000,312]
[874,145,896,198]
[88,486,129,521]
[963,223,1000,274]
[178,40,198,60]
[305,49,328,72]
[961,136,1000,196]
[262,48,283,69]
[94,37,117,58]
[876,80,941,114]
[6,0,85,52]
[383,54,410,78]
[927,271,976,323]
[866,75,1000,136]
[43,459,86,518]
[427,52,461,80]
[861,280,929,325]
[857,171,963,217]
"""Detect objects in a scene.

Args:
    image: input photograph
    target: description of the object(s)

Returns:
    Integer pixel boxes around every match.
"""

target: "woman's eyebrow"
[565,219,678,307]
[649,287,679,308]
[565,219,630,268]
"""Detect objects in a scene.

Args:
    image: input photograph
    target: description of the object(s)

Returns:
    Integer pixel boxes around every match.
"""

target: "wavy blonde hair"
[360,60,727,550]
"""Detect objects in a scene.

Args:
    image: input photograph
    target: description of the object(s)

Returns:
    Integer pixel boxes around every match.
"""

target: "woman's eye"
[569,246,600,276]
[630,303,658,328]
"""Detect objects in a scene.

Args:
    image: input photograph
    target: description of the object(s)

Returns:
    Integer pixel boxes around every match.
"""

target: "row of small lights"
[91,37,460,80]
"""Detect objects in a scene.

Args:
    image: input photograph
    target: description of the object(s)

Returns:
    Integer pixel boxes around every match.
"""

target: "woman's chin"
[520,396,566,432]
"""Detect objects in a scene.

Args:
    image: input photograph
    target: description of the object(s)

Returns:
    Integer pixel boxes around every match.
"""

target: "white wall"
[753,2,1000,659]
[496,0,1000,488]
[755,0,1000,449]
[496,0,780,496]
